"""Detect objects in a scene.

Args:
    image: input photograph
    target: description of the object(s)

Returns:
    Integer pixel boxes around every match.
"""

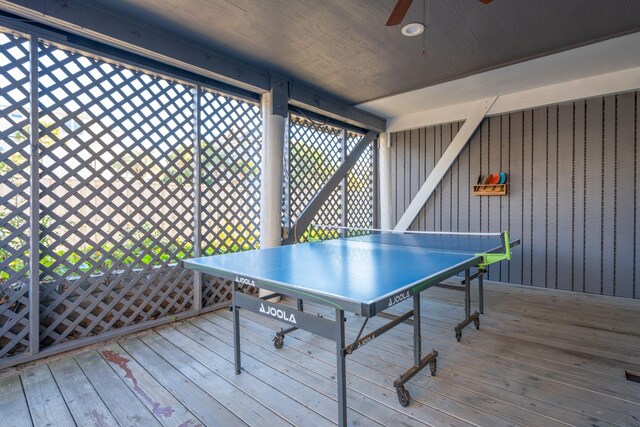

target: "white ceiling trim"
[358,31,640,131]
[385,66,640,133]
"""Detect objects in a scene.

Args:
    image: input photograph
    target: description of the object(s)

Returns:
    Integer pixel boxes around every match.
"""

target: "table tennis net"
[309,224,507,254]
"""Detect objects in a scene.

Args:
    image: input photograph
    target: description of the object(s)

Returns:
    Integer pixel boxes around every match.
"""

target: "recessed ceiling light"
[401,22,425,37]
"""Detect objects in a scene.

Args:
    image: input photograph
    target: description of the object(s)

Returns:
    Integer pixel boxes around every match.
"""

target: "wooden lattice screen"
[285,115,374,241]
[1,27,374,368]
[0,31,32,359]
[37,41,198,347]
[199,90,261,307]
[0,29,262,365]
[347,132,374,229]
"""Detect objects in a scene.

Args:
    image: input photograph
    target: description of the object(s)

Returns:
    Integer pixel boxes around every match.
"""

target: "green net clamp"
[477,231,511,269]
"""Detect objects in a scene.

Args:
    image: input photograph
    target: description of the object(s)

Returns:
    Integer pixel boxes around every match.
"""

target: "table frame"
[230,265,482,427]
[185,236,519,426]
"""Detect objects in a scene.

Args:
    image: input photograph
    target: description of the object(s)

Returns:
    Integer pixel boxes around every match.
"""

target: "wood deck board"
[174,320,384,427]
[395,290,640,391]
[74,350,162,427]
[117,338,246,427]
[395,285,640,375]
[139,331,297,427]
[396,290,640,364]
[150,326,333,427]
[215,309,627,427]
[207,312,525,427]
[186,317,442,427]
[0,375,33,427]
[48,357,120,427]
[223,312,567,427]
[99,343,203,427]
[304,303,640,426]
[377,303,640,403]
[1,282,639,427]
[20,364,75,427]
[300,308,639,427]
[431,282,640,333]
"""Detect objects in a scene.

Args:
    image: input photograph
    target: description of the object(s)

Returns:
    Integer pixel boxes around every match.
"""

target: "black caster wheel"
[474,317,480,330]
[455,331,462,342]
[273,335,284,349]
[396,386,411,407]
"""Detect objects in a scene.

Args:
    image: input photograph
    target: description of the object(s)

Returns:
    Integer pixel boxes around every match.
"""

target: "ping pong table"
[183,230,518,426]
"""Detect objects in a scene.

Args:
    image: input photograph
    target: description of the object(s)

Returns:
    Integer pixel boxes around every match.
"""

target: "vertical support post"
[259,90,286,299]
[378,132,393,230]
[335,308,347,427]
[372,137,379,229]
[192,86,202,312]
[282,119,291,236]
[232,281,241,374]
[28,34,40,355]
[340,130,347,233]
[413,293,422,366]
[259,91,286,248]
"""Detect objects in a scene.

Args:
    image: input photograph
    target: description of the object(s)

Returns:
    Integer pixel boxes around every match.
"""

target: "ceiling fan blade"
[479,0,493,4]
[386,0,414,26]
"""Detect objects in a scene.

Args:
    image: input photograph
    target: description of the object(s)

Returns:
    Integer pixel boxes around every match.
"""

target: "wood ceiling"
[85,0,640,104]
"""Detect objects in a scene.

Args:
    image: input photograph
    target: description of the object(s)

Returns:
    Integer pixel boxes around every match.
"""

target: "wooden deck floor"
[2,281,640,427]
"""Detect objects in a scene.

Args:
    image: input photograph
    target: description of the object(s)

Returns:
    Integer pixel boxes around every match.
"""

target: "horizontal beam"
[0,0,269,92]
[284,130,377,244]
[0,12,261,102]
[0,0,386,132]
[288,105,369,135]
[489,66,640,117]
[387,102,476,132]
[289,83,386,133]
[386,66,640,132]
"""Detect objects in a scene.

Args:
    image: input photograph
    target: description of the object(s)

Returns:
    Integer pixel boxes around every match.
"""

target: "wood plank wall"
[390,91,639,298]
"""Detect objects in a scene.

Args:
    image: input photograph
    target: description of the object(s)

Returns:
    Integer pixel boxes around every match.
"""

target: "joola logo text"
[235,276,256,286]
[360,335,375,347]
[388,291,411,307]
[259,303,297,324]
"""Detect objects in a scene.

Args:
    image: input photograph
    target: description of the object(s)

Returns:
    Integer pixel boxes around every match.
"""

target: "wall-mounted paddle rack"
[473,173,508,196]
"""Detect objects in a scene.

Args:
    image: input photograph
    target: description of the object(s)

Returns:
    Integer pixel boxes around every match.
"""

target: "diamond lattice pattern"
[199,90,261,307]
[0,31,31,358]
[37,42,195,346]
[347,132,373,229]
[288,115,343,242]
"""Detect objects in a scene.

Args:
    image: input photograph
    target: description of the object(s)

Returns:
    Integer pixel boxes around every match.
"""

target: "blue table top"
[183,235,493,315]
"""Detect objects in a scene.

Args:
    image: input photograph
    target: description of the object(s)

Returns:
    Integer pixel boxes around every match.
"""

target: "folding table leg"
[335,308,347,427]
[232,282,242,375]
[413,293,422,365]
[454,268,480,341]
[465,268,471,320]
[393,293,437,407]
[479,270,484,314]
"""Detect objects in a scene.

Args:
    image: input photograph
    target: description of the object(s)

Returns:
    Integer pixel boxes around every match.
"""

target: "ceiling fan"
[386,0,493,26]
